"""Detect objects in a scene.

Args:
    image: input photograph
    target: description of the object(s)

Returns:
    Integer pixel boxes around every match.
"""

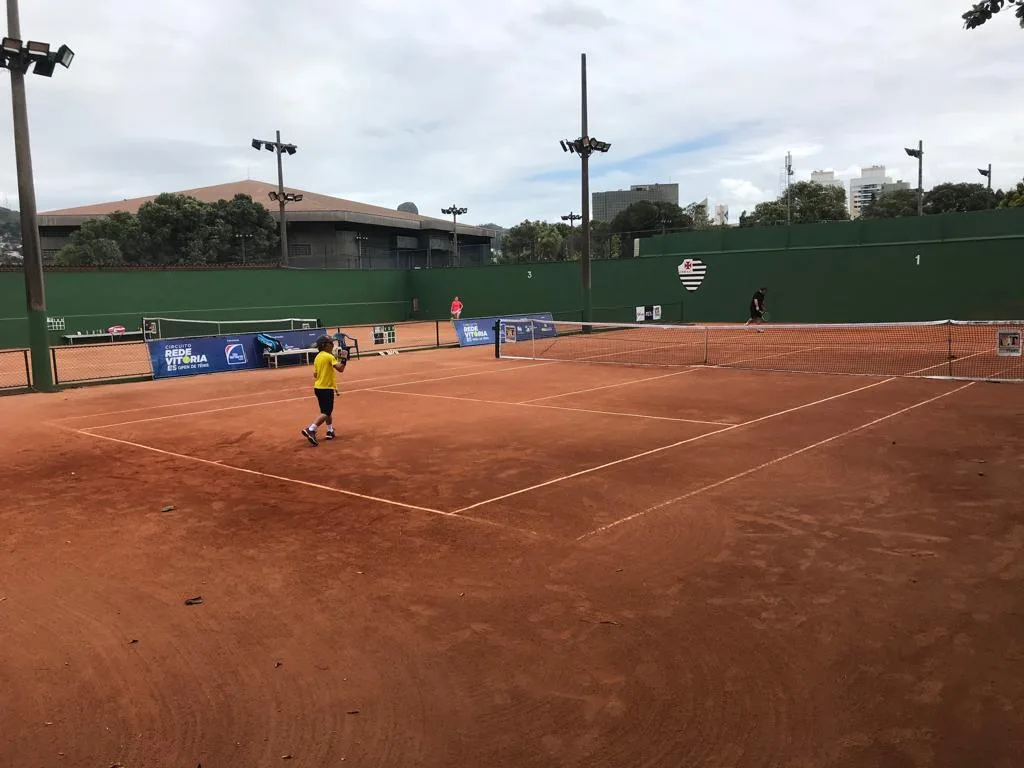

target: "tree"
[609,200,693,238]
[742,180,849,227]
[999,179,1024,208]
[54,192,280,267]
[682,200,713,230]
[859,188,920,219]
[502,219,568,262]
[923,182,997,214]
[963,0,1024,29]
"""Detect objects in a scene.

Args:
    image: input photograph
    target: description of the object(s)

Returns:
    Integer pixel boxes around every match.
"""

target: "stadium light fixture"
[442,205,468,266]
[251,129,299,266]
[1,0,75,393]
[560,53,610,326]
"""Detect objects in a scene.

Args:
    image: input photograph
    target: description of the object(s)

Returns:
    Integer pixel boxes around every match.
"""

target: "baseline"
[73,361,555,431]
[578,382,975,539]
[67,427,543,537]
[55,359,510,422]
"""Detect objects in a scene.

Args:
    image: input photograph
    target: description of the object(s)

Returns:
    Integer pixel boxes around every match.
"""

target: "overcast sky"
[1,0,1021,227]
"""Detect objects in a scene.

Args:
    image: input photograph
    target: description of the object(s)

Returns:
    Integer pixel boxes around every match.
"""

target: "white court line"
[77,361,555,431]
[578,382,975,539]
[451,375,904,515]
[520,368,699,403]
[57,359,506,422]
[67,427,539,535]
[365,388,733,427]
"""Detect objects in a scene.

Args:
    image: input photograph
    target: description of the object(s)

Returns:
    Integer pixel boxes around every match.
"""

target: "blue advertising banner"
[148,327,325,379]
[453,313,556,347]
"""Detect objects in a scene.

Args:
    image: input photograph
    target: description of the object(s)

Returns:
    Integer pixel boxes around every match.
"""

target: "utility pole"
[4,0,75,392]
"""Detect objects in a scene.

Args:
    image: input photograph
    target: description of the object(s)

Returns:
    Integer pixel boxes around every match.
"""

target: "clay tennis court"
[2,342,1022,767]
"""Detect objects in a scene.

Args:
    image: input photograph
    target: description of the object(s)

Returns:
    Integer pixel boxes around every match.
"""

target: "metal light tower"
[979,164,992,191]
[2,1,74,393]
[559,53,610,326]
[441,205,467,266]
[252,131,298,266]
[561,211,581,260]
[904,140,923,216]
[785,152,794,225]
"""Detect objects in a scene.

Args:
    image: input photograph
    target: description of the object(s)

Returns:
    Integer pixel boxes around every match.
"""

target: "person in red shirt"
[450,296,463,320]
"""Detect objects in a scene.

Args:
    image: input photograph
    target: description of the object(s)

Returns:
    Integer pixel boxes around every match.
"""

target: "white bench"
[264,340,360,369]
[264,347,317,368]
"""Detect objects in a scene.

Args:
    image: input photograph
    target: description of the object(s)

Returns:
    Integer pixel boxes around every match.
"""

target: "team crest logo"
[677,258,707,292]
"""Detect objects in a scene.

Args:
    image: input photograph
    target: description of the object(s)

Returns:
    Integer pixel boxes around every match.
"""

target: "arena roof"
[39,180,494,237]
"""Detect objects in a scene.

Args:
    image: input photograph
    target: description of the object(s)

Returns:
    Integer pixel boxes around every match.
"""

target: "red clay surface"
[2,344,1023,767]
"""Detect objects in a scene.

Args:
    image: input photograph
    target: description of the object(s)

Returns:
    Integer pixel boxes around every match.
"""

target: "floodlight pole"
[8,0,54,391]
[580,53,592,325]
[274,130,289,266]
[916,140,923,216]
[441,205,467,266]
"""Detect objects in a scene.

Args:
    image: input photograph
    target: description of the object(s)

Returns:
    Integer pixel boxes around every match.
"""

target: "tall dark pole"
[985,163,992,191]
[580,53,592,326]
[275,129,288,266]
[9,0,54,391]
[916,139,923,217]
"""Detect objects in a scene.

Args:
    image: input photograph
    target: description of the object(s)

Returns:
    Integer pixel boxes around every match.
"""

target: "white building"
[848,165,910,218]
[810,170,845,191]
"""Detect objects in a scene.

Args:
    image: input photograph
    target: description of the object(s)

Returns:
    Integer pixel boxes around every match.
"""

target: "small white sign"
[997,329,1022,357]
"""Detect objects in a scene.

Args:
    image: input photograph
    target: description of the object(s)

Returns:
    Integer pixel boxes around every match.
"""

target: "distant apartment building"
[592,183,679,222]
[810,170,845,191]
[849,165,910,218]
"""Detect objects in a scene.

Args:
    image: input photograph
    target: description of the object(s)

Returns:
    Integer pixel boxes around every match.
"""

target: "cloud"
[1,0,1021,227]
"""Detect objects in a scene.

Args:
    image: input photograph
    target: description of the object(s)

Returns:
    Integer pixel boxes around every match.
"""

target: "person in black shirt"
[745,287,767,328]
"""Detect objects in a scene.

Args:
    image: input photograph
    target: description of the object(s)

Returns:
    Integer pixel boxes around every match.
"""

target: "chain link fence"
[51,341,153,386]
[0,349,30,391]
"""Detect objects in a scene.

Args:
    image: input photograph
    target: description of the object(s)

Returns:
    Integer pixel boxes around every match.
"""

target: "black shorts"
[750,306,763,319]
[314,387,335,416]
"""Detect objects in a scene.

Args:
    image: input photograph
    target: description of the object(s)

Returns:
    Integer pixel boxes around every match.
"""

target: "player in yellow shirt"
[301,335,348,446]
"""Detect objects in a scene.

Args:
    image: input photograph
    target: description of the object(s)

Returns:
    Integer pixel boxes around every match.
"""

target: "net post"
[947,319,953,377]
[436,320,440,348]
[703,325,709,365]
[22,348,30,388]
[493,319,500,358]
[50,346,58,386]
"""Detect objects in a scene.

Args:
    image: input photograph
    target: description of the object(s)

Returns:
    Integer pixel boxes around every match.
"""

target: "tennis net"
[142,316,321,340]
[495,318,1024,383]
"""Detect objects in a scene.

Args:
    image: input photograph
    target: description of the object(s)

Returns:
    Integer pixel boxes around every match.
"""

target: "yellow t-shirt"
[312,350,337,389]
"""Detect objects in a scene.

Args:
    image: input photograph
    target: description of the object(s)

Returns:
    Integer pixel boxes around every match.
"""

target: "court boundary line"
[55,359,512,422]
[66,427,545,537]
[74,361,556,431]
[364,388,734,427]
[450,374,904,515]
[578,381,975,539]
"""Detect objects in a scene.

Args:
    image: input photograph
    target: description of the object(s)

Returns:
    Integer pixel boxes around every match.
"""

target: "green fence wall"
[0,268,410,348]
[635,207,1024,323]
[2,208,1021,349]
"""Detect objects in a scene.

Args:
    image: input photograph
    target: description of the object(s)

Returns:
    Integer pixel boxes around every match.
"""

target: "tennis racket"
[761,311,771,321]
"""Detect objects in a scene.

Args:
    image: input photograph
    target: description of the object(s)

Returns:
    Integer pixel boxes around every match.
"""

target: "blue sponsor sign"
[148,327,325,379]
[453,313,555,347]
